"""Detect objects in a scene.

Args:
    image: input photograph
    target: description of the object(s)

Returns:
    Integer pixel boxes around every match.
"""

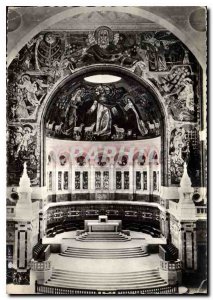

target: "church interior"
[6,6,207,294]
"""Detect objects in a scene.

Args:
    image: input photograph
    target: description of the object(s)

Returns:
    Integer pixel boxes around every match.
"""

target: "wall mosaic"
[44,74,162,141]
[169,125,200,185]
[150,65,200,122]
[7,124,39,185]
[7,26,201,186]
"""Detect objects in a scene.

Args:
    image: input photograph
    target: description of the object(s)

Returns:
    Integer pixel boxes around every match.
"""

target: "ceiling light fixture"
[84,74,121,84]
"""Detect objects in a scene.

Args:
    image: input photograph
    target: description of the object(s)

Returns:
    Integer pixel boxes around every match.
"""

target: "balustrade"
[35,281,178,295]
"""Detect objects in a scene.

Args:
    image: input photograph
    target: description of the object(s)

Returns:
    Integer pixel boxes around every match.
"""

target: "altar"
[84,215,122,232]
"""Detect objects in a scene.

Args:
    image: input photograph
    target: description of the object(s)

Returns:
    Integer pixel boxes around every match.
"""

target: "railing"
[35,281,178,295]
[31,260,51,271]
[43,245,51,261]
[35,282,97,295]
[196,206,207,219]
[160,259,182,271]
[159,244,178,261]
[116,285,179,294]
[33,244,51,261]
[6,206,16,218]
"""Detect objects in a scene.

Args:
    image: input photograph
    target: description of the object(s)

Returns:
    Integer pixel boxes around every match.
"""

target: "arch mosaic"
[7,23,202,188]
[7,6,206,69]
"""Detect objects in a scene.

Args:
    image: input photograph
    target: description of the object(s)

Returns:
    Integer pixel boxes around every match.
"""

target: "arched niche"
[39,64,168,188]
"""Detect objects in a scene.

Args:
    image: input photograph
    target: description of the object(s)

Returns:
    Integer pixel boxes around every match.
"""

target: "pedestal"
[179,221,197,271]
[159,259,182,285]
[30,260,52,284]
[14,222,33,271]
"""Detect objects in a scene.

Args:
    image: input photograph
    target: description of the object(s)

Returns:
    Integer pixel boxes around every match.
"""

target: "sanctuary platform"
[84,215,121,232]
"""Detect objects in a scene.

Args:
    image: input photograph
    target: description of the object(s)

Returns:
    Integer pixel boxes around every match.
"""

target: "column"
[129,164,133,193]
[14,221,35,272]
[39,212,44,240]
[179,222,197,271]
[52,164,57,195]
[149,162,153,194]
[128,164,133,200]
[68,164,72,193]
[71,164,75,193]
[91,165,95,191]
[90,165,95,199]
[121,170,124,190]
[110,164,114,193]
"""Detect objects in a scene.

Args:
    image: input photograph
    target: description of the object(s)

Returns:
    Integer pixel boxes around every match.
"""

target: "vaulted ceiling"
[45,11,162,31]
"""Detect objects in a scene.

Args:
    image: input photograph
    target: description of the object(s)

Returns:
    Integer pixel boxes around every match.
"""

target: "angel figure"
[172,127,186,160]
[178,78,194,112]
[17,126,36,154]
[18,74,48,107]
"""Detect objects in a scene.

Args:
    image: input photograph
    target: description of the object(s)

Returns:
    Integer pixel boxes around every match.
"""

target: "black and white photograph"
[6,5,207,295]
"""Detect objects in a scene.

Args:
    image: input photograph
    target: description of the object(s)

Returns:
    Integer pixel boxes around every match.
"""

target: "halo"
[23,124,33,132]
[16,126,23,134]
[21,74,30,81]
[94,26,113,42]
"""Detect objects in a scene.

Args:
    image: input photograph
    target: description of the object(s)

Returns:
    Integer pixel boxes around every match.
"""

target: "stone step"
[51,274,161,282]
[64,251,144,255]
[76,237,130,242]
[83,233,124,235]
[77,235,127,237]
[77,238,128,240]
[53,268,159,276]
[84,232,122,234]
[66,246,142,251]
[46,280,168,290]
[76,232,131,242]
[76,241,130,243]
[83,236,126,238]
[62,250,146,255]
[48,275,165,284]
[48,279,166,288]
[59,254,148,258]
[64,248,145,254]
[50,274,162,283]
[65,249,144,253]
[63,251,146,256]
[84,234,122,236]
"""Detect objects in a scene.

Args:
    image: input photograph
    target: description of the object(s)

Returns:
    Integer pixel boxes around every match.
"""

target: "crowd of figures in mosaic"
[45,75,162,141]
[7,26,202,186]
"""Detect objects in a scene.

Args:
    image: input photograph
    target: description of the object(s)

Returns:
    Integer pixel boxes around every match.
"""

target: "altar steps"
[76,232,131,242]
[60,246,148,259]
[45,268,167,291]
